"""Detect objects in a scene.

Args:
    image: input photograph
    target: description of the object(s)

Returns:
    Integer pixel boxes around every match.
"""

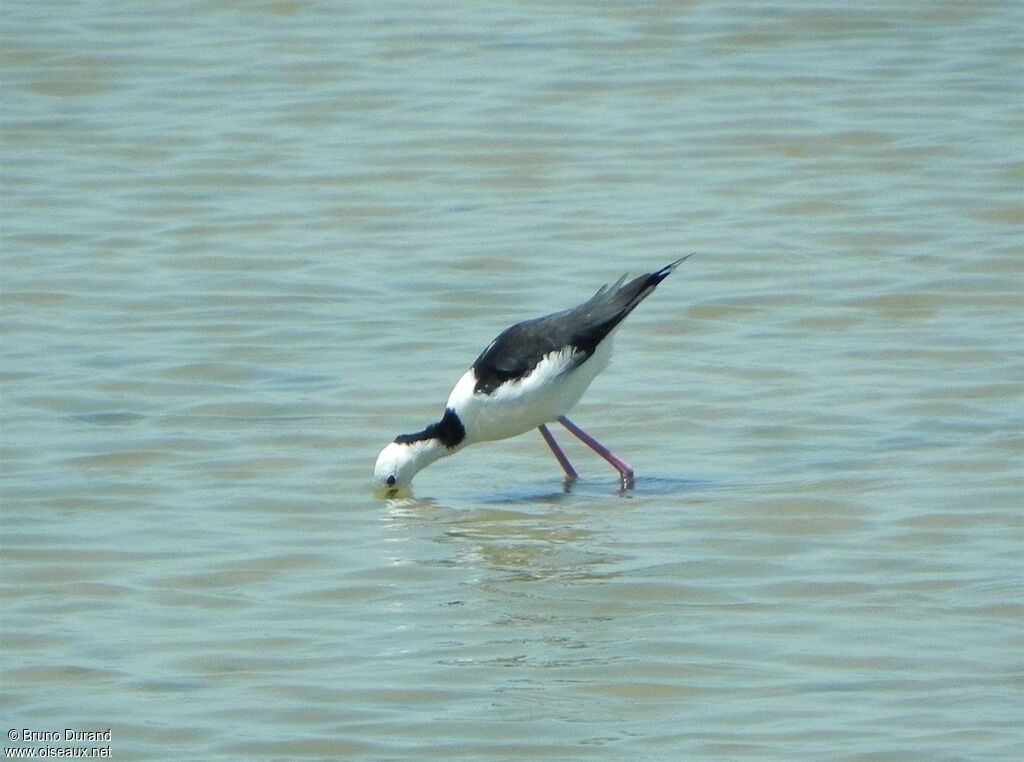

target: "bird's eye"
[386,475,397,487]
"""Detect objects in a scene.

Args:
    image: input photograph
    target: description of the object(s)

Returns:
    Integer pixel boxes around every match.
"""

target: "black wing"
[470,257,689,395]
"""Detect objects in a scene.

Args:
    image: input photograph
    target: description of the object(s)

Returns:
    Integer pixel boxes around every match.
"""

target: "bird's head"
[373,440,424,497]
[373,409,465,496]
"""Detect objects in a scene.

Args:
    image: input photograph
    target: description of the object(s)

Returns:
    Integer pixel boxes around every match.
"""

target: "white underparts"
[447,335,615,445]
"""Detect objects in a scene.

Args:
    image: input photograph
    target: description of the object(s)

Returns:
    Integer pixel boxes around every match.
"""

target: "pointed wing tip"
[654,253,695,279]
[666,253,695,270]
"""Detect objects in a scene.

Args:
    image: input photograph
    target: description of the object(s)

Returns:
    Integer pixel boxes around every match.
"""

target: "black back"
[470,258,687,395]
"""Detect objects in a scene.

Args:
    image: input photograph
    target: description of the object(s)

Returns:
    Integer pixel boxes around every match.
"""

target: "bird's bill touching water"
[373,441,417,496]
[372,438,448,496]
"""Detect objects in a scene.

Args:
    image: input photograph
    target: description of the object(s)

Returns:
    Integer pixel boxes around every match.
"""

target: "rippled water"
[3,1,1022,759]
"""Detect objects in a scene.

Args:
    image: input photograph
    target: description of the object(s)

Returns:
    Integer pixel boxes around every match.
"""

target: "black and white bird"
[374,257,690,494]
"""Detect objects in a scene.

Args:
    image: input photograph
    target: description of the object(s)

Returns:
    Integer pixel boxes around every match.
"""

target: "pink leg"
[538,424,579,481]
[557,416,635,489]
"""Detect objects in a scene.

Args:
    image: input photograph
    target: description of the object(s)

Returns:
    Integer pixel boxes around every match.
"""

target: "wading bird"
[374,257,690,495]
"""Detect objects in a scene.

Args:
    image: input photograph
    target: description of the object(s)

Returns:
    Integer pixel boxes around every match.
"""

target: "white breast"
[447,334,615,444]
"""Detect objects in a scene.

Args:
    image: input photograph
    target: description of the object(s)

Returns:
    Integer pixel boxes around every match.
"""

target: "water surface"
[2,1,1022,759]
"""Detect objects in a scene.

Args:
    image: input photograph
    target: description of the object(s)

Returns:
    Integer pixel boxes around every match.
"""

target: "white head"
[373,408,467,496]
[373,441,423,494]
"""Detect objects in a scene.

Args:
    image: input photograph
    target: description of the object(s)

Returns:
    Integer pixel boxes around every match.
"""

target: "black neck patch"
[394,407,466,449]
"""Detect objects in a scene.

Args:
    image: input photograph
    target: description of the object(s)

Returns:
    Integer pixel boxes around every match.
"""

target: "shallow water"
[2,1,1023,759]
